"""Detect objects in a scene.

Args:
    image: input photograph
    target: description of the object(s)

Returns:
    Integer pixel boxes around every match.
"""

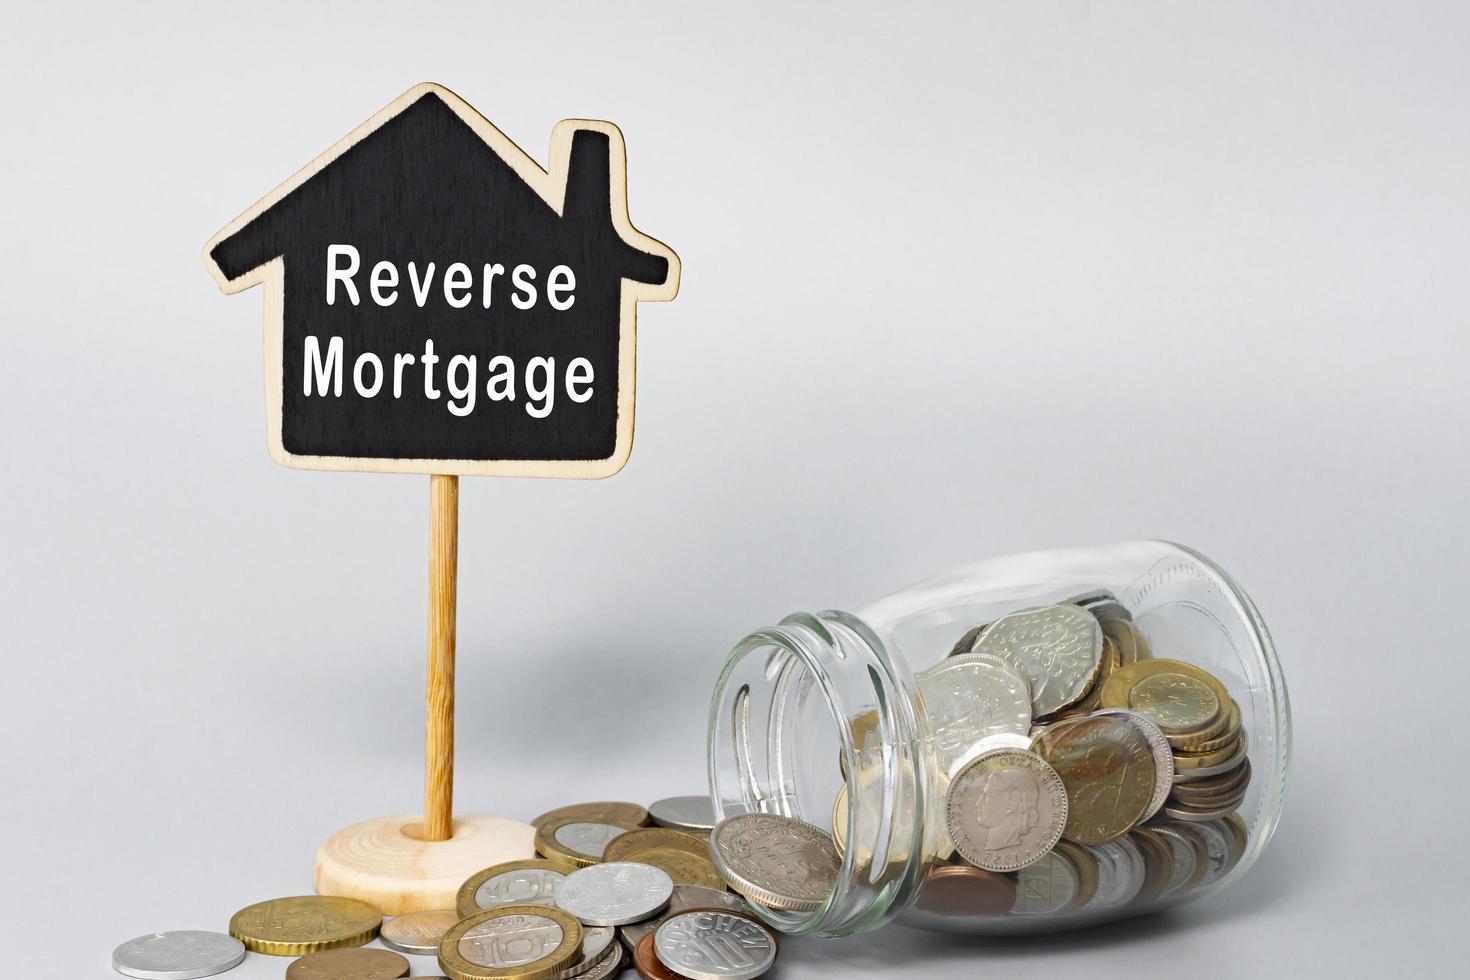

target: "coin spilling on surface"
[438,905,583,980]
[532,802,650,830]
[379,910,461,956]
[285,947,410,979]
[648,796,717,833]
[618,885,758,953]
[112,931,247,980]
[228,896,382,956]
[653,909,777,980]
[550,925,615,980]
[945,749,1068,872]
[710,813,841,912]
[555,862,674,926]
[459,859,578,918]
[536,818,640,868]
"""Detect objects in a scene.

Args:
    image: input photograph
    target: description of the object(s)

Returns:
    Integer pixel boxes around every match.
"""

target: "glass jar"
[707,541,1289,936]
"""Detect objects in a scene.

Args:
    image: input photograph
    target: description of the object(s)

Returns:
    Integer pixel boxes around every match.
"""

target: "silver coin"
[553,821,627,859]
[649,795,717,833]
[619,885,753,952]
[1011,850,1080,915]
[947,623,988,656]
[972,604,1103,716]
[1189,820,1235,887]
[1152,826,1200,898]
[654,910,777,980]
[1173,732,1251,783]
[710,814,840,912]
[1085,838,1146,910]
[475,864,569,910]
[552,925,615,980]
[555,861,673,926]
[572,940,624,980]
[917,654,1033,778]
[459,912,567,967]
[112,931,246,980]
[1094,708,1174,818]
[945,750,1067,872]
[379,909,461,955]
[1161,800,1245,822]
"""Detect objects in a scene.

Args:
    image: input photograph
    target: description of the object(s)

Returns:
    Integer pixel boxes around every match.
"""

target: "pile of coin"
[919,594,1253,918]
[114,795,781,980]
[715,593,1256,926]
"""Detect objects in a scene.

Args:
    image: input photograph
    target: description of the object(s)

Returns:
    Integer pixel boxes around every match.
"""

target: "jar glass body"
[707,541,1289,936]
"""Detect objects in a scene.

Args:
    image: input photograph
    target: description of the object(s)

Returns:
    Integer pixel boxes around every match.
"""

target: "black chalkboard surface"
[204,83,679,477]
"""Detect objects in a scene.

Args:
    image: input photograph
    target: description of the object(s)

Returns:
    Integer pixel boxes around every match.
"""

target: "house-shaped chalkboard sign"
[204,83,680,478]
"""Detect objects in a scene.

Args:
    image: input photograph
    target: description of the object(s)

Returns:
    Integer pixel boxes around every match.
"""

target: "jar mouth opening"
[707,613,931,936]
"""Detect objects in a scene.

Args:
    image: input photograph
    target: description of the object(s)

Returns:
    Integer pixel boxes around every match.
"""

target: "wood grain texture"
[315,813,535,915]
[424,474,458,843]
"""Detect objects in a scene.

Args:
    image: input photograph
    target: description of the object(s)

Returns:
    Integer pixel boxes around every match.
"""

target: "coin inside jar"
[1030,714,1157,844]
[972,604,1104,716]
[285,948,410,979]
[912,864,1017,917]
[945,749,1068,872]
[710,814,840,912]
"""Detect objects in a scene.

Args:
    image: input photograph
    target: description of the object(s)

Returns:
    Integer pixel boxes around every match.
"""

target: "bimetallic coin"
[531,802,650,830]
[460,860,577,919]
[536,818,638,868]
[710,814,840,912]
[1093,708,1174,819]
[917,653,1034,777]
[1030,714,1156,844]
[112,931,247,980]
[972,604,1103,716]
[945,749,1067,872]
[379,910,461,956]
[439,905,582,980]
[653,910,776,980]
[285,948,410,979]
[1011,850,1081,915]
[912,864,1017,917]
[555,862,674,926]
[229,896,382,956]
[551,926,614,980]
[619,886,754,954]
[648,796,717,833]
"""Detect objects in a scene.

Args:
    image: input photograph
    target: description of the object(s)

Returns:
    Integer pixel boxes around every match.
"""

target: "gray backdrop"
[1,2,1463,976]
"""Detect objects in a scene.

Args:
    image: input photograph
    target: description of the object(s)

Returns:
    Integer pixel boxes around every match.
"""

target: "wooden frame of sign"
[203,82,679,913]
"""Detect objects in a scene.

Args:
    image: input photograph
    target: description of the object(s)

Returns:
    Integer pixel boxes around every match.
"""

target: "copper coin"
[633,932,689,980]
[912,865,1017,917]
[285,947,409,979]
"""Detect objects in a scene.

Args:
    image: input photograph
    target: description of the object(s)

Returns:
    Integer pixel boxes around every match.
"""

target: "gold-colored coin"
[1100,659,1229,741]
[1102,618,1151,666]
[1183,700,1241,754]
[831,784,848,857]
[1031,715,1156,844]
[438,904,582,980]
[457,859,577,919]
[621,846,727,890]
[285,947,409,979]
[530,801,648,829]
[1173,733,1243,770]
[1129,828,1173,905]
[534,817,638,868]
[602,828,709,863]
[1052,840,1099,909]
[228,895,382,956]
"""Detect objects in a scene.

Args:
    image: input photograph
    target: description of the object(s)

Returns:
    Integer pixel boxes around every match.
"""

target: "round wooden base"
[314,813,536,915]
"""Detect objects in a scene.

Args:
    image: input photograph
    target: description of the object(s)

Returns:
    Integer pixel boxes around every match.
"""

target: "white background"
[2,2,1464,976]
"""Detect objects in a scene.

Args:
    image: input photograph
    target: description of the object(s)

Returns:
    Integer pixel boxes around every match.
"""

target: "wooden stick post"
[424,474,458,842]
